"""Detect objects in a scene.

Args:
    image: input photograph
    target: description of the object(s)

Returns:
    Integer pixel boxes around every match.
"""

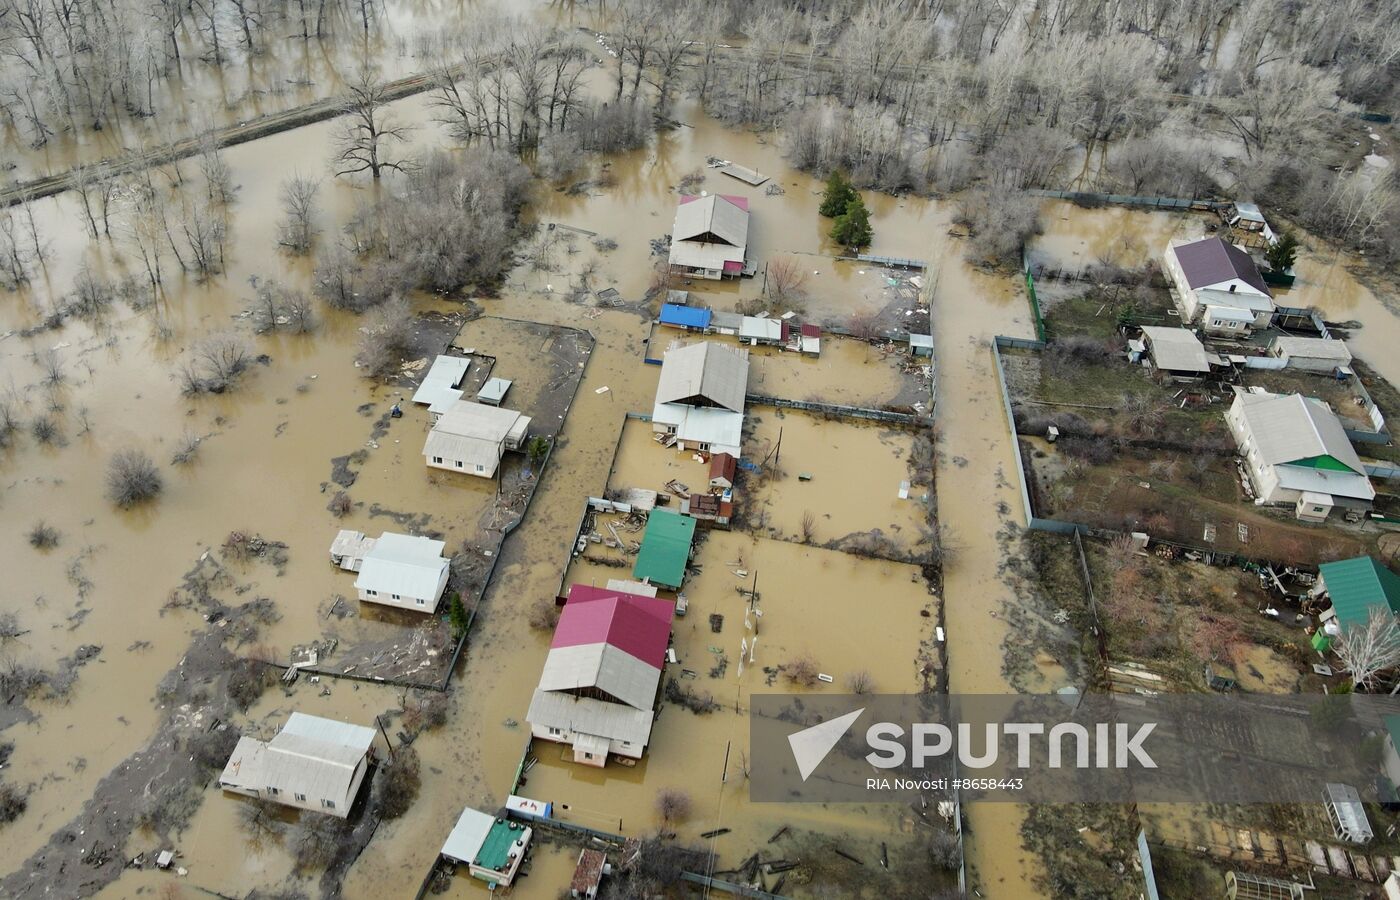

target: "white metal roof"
[740,316,783,340]
[477,377,512,404]
[423,431,503,473]
[1202,305,1258,322]
[537,642,663,711]
[1233,391,1364,470]
[434,400,528,442]
[1270,336,1353,362]
[441,806,495,864]
[672,194,748,247]
[219,713,375,805]
[651,402,744,454]
[655,342,749,413]
[526,689,656,746]
[1198,289,1275,313]
[1140,326,1211,373]
[606,579,659,597]
[329,529,375,560]
[354,533,450,600]
[411,356,471,410]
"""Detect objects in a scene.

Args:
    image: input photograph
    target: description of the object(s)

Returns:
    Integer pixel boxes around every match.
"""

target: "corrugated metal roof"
[526,689,656,746]
[410,356,470,409]
[441,806,494,864]
[1141,326,1211,373]
[673,194,750,245]
[477,377,512,404]
[655,342,749,413]
[740,316,783,340]
[434,400,528,442]
[1233,391,1364,471]
[218,713,375,807]
[423,431,502,473]
[537,643,663,710]
[1171,237,1271,296]
[1320,556,1400,629]
[1270,336,1353,362]
[553,585,674,665]
[660,304,713,329]
[633,509,697,588]
[354,533,449,601]
[329,530,375,560]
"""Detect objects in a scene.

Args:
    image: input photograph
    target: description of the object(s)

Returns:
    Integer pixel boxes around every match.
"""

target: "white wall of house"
[1385,738,1400,788]
[358,567,450,612]
[223,757,369,819]
[1226,403,1287,504]
[1164,248,1271,332]
[425,445,501,479]
[530,722,644,765]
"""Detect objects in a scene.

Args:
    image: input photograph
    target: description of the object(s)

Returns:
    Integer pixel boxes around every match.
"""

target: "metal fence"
[1029,189,1220,212]
[1021,248,1047,342]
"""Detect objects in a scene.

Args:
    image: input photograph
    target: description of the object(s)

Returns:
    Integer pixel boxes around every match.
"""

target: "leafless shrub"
[190,725,241,769]
[68,266,115,319]
[356,297,413,379]
[289,813,353,872]
[278,175,320,254]
[373,746,421,820]
[106,448,163,508]
[237,797,285,845]
[171,431,201,465]
[227,658,274,711]
[535,130,583,183]
[844,669,874,694]
[783,654,821,686]
[30,415,60,445]
[178,332,255,394]
[326,491,353,517]
[953,187,1043,269]
[27,522,60,549]
[0,783,27,824]
[654,787,693,827]
[0,613,22,639]
[0,655,45,700]
[401,692,449,734]
[0,394,18,447]
[764,255,808,305]
[664,678,719,714]
[528,598,561,631]
[34,347,65,387]
[799,510,817,544]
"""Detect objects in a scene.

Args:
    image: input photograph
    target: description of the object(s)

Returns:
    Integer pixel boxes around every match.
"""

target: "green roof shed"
[633,509,697,590]
[1319,556,1400,630]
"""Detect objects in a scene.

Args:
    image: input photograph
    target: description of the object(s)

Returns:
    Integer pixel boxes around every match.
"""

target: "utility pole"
[375,714,394,763]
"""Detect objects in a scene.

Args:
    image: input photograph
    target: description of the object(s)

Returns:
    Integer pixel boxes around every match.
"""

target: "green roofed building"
[440,807,532,887]
[633,508,697,590]
[1318,556,1400,631]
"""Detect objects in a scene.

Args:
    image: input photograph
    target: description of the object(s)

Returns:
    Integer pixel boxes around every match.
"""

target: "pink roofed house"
[526,584,675,766]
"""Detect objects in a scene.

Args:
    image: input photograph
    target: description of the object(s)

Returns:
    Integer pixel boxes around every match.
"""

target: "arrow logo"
[787,708,864,781]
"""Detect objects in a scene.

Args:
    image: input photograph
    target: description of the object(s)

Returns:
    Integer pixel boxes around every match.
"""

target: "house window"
[322,799,336,810]
[267,787,280,796]
[391,593,400,600]
[295,793,307,802]
[416,598,425,606]
[366,589,377,597]
[549,727,562,735]
[432,456,443,464]
[583,752,595,760]
[476,464,485,473]
[455,461,464,468]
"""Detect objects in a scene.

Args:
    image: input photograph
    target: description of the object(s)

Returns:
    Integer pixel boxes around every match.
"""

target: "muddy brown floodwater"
[9,43,1400,899]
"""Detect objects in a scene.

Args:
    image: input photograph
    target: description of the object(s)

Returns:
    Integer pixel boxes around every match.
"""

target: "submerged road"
[929,240,1046,898]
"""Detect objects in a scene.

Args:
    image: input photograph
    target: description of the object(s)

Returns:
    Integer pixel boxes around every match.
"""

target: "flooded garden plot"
[741,408,935,561]
[517,529,950,896]
[746,335,934,412]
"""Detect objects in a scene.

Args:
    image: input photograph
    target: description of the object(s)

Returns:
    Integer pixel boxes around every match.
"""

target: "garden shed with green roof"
[1318,556,1400,630]
[632,508,697,590]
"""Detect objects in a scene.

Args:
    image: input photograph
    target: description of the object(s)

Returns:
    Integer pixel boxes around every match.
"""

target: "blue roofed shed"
[660,304,712,331]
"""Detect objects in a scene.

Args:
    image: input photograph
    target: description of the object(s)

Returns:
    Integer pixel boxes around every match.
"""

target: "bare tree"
[654,787,692,827]
[764,256,809,305]
[332,65,412,179]
[1335,609,1400,692]
[277,174,319,254]
[1226,62,1340,159]
[106,448,163,508]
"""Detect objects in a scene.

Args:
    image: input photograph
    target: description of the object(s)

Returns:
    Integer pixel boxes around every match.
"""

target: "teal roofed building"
[1318,556,1400,631]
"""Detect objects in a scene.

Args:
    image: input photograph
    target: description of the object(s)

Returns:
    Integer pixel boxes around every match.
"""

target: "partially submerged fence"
[1021,247,1047,342]
[746,393,931,428]
[1028,189,1221,212]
